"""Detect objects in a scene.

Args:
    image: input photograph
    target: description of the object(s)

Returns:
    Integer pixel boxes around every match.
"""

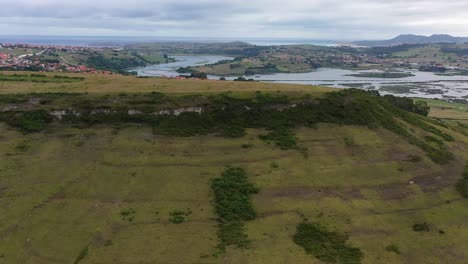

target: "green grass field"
[393,44,468,68]
[0,74,468,263]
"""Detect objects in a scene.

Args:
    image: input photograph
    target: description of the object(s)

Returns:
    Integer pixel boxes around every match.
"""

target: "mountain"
[354,34,468,47]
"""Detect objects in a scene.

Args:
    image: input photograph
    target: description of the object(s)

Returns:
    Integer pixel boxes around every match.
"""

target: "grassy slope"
[0,75,468,263]
[393,44,468,68]
[0,123,467,264]
[0,71,334,96]
[423,99,468,125]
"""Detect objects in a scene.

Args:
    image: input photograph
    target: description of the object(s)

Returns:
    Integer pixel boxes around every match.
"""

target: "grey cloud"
[0,0,466,39]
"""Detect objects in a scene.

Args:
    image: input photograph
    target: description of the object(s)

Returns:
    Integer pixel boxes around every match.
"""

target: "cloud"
[0,0,466,40]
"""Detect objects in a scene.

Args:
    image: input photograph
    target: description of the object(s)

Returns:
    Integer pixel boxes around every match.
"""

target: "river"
[135,55,234,77]
[134,55,468,101]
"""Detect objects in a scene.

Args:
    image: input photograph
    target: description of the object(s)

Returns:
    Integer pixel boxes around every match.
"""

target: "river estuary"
[134,55,468,101]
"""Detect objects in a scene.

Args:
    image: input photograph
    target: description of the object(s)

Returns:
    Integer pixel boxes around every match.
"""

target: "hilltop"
[354,34,468,47]
[0,73,467,263]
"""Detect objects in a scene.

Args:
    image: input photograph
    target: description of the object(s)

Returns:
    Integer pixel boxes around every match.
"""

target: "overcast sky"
[0,0,467,40]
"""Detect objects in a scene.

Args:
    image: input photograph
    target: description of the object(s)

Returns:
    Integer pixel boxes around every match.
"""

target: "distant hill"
[354,34,468,47]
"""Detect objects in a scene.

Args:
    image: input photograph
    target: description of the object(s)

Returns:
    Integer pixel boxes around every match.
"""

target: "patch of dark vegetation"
[73,245,89,264]
[413,223,430,232]
[211,167,258,253]
[456,163,468,198]
[169,209,192,224]
[15,142,31,152]
[217,221,250,249]
[120,208,136,222]
[259,128,297,150]
[0,89,455,164]
[212,168,258,222]
[344,137,355,146]
[0,94,29,104]
[385,244,401,255]
[2,110,53,133]
[0,74,84,83]
[293,221,363,264]
[233,77,255,82]
[458,122,468,130]
[382,95,430,117]
[241,143,253,149]
[85,55,147,72]
[270,162,279,169]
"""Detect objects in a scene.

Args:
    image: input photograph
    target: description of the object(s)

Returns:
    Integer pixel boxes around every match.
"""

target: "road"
[18,49,48,60]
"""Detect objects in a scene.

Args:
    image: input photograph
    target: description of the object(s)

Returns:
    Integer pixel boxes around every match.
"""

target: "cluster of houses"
[0,43,113,75]
[0,52,10,64]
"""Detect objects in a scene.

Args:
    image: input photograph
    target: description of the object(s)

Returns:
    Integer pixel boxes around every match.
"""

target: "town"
[0,43,116,74]
[0,42,172,75]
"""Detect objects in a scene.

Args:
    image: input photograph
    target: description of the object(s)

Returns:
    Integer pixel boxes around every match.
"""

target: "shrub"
[6,110,53,133]
[120,208,136,222]
[344,137,354,146]
[217,124,246,138]
[15,142,31,152]
[293,222,363,264]
[211,167,258,252]
[413,223,430,232]
[259,128,297,150]
[73,245,89,264]
[211,168,258,222]
[385,244,401,254]
[217,221,249,249]
[169,209,192,224]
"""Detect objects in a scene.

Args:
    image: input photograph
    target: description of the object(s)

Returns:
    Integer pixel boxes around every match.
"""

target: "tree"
[414,101,430,117]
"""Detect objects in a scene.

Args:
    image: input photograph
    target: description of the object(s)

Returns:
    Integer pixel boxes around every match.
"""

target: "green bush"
[293,222,363,264]
[211,167,258,222]
[385,244,401,254]
[211,168,258,252]
[344,137,355,146]
[413,223,430,232]
[15,142,31,152]
[6,110,53,133]
[259,128,297,150]
[73,245,89,264]
[120,208,136,222]
[217,221,249,249]
[169,209,192,224]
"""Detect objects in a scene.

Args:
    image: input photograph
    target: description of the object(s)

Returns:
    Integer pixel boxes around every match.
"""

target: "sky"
[0,0,467,40]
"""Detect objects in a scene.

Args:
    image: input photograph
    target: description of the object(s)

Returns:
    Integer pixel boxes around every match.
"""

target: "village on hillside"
[0,43,116,74]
